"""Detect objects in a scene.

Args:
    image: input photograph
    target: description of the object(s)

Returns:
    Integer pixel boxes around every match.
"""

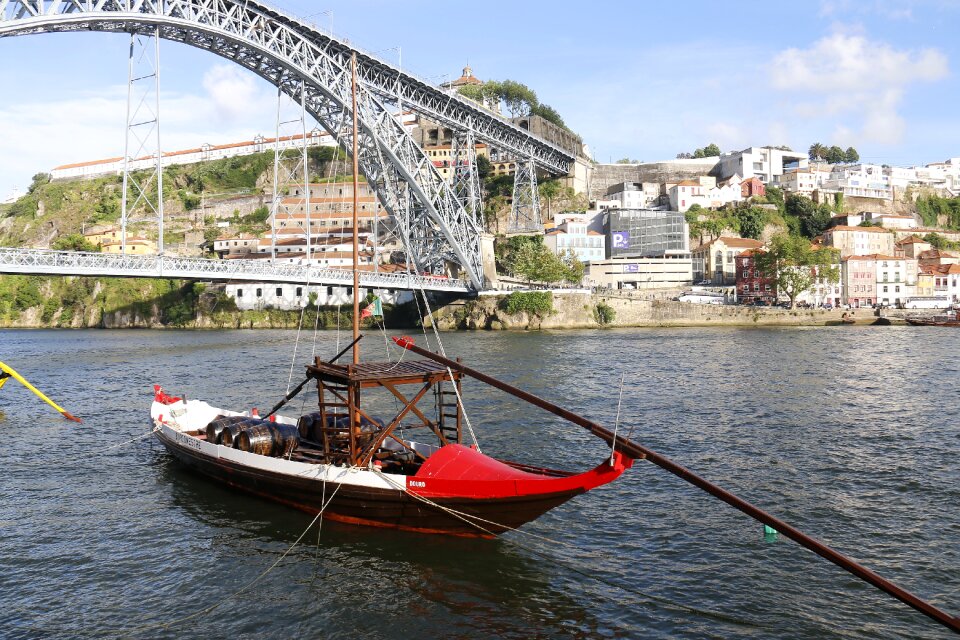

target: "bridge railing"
[0,248,471,292]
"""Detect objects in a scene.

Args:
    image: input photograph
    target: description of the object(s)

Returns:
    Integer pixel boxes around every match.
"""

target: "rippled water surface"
[1,327,958,638]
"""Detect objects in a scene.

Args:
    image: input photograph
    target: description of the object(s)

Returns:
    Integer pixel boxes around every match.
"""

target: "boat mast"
[351,52,360,365]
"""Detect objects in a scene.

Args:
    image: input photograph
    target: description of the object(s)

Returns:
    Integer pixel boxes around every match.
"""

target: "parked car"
[822,303,833,310]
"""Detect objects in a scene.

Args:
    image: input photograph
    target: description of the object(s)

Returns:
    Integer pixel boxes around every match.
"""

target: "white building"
[820,164,892,201]
[874,255,917,307]
[586,256,693,290]
[544,217,606,264]
[667,175,744,213]
[718,146,809,186]
[225,283,412,311]
[604,182,661,210]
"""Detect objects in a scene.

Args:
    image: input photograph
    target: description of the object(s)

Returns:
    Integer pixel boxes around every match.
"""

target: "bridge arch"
[0,0,545,289]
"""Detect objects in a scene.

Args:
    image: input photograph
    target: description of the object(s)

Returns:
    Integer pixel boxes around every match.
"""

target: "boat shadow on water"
[152,456,627,638]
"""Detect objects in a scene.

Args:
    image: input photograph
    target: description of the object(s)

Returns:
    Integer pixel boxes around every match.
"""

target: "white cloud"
[202,64,272,122]
[769,32,948,144]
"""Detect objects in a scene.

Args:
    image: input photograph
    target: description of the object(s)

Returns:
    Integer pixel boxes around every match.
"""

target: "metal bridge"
[0,248,471,292]
[0,0,577,290]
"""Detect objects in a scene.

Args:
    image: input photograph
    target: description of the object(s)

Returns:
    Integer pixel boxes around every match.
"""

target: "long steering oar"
[391,336,960,635]
[264,335,363,419]
[0,361,82,423]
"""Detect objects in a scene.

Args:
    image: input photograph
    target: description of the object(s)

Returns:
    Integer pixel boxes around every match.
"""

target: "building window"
[236,289,243,298]
[276,287,283,297]
[256,288,262,298]
[296,287,303,297]
[726,251,733,263]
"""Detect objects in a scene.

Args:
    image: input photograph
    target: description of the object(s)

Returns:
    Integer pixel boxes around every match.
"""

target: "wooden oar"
[0,361,82,423]
[391,336,960,635]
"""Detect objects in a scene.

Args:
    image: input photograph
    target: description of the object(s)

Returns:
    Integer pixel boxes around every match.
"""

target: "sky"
[1,0,959,200]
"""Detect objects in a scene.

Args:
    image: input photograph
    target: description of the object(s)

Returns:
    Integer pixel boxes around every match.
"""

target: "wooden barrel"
[221,418,260,448]
[297,412,320,439]
[237,424,274,456]
[269,423,300,457]
[205,415,245,444]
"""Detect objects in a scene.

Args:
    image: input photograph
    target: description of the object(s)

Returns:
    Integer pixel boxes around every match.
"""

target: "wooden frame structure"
[306,357,463,467]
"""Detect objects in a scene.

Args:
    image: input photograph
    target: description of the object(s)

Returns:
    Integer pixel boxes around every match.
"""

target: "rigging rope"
[119,477,345,635]
[371,468,753,627]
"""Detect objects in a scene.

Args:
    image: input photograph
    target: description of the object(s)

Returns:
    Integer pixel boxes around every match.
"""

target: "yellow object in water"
[0,361,82,423]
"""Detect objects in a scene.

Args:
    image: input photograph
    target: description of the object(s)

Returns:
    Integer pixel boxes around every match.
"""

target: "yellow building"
[422,143,491,181]
[82,226,123,247]
[101,236,157,255]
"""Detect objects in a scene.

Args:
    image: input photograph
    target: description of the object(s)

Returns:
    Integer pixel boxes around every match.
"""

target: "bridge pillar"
[508,158,542,234]
[479,233,498,289]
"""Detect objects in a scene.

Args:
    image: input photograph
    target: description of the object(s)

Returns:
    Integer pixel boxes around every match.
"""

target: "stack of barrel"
[297,412,385,444]
[205,415,299,458]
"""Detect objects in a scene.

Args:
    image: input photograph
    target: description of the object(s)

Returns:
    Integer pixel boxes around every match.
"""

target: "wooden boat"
[905,309,960,326]
[150,352,632,537]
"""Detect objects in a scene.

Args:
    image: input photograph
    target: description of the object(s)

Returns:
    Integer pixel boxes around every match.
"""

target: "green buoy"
[764,524,778,540]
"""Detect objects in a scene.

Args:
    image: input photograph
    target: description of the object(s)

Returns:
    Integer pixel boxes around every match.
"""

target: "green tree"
[754,234,840,309]
[14,281,43,310]
[785,193,817,219]
[736,206,766,240]
[765,186,785,215]
[924,232,948,249]
[498,79,538,117]
[28,172,51,194]
[51,234,97,252]
[530,103,566,129]
[844,147,860,163]
[802,204,833,238]
[702,143,721,157]
[538,180,562,219]
[476,154,492,179]
[826,146,845,164]
[457,84,485,102]
[615,157,639,164]
[808,143,827,161]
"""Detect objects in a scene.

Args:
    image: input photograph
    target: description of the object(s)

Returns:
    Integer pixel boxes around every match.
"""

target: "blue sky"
[1,0,959,199]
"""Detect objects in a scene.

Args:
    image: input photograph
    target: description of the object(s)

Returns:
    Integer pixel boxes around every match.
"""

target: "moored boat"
[905,309,960,326]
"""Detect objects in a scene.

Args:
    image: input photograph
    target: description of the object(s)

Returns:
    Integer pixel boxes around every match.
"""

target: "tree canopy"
[754,234,839,308]
[457,79,568,130]
[497,235,583,284]
[677,143,721,159]
[808,142,859,164]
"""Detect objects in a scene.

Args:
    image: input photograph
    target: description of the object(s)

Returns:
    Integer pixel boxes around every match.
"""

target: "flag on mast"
[360,296,383,319]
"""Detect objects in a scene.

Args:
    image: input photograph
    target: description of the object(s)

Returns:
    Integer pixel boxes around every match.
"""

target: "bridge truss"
[0,0,576,291]
[0,248,470,292]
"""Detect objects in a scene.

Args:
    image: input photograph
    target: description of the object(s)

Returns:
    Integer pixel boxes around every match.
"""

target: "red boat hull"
[156,427,629,537]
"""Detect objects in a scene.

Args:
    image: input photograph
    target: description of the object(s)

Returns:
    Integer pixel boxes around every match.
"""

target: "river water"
[0,326,957,639]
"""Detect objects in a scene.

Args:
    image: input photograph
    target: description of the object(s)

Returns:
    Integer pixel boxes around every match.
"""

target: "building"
[544,217,605,264]
[843,255,878,307]
[717,146,809,186]
[667,175,744,213]
[418,143,490,181]
[586,257,693,290]
[735,250,776,304]
[873,255,915,307]
[820,164,892,201]
[929,264,960,302]
[822,225,895,257]
[605,182,661,210]
[101,236,156,255]
[213,233,258,258]
[604,209,689,259]
[224,282,412,311]
[691,236,764,284]
[741,177,766,198]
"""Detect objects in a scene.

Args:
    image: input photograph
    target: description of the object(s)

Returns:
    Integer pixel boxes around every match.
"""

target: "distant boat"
[905,309,960,326]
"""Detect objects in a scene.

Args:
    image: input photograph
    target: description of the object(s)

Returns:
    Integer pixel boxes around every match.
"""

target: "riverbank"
[427,291,895,330]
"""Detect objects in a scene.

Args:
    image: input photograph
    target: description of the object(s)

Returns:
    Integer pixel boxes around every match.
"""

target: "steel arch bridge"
[0,0,576,290]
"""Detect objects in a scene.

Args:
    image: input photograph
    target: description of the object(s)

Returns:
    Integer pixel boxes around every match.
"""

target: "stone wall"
[590,160,720,199]
[430,292,878,330]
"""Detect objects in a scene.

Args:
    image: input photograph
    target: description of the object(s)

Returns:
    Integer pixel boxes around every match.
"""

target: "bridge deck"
[0,248,471,293]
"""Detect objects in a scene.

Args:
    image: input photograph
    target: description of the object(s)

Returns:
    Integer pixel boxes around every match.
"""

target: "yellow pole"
[0,361,82,423]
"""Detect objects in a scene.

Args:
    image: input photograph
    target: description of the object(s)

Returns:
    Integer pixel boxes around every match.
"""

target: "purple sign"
[612,231,630,249]
[625,264,639,273]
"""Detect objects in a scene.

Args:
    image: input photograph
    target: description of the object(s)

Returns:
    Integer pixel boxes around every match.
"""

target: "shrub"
[594,302,616,325]
[502,291,553,317]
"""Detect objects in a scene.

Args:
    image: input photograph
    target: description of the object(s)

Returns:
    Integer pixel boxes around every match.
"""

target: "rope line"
[116,477,345,636]
[372,468,755,627]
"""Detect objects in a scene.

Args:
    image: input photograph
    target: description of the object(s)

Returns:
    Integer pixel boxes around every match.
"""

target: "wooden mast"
[351,52,360,365]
